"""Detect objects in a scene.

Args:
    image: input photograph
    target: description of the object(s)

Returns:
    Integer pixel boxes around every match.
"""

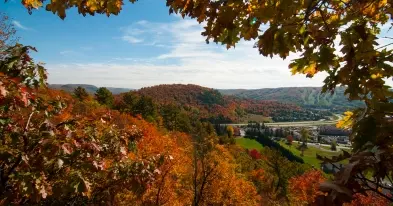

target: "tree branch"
[24,111,35,132]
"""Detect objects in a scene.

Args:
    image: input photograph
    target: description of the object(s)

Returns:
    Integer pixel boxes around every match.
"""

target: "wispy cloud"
[122,35,144,43]
[49,18,393,89]
[59,50,81,56]
[12,20,31,31]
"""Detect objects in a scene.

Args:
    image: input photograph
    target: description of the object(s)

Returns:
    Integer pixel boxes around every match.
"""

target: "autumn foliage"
[249,149,262,160]
[344,192,390,206]
[123,84,321,123]
[2,43,392,205]
[288,170,326,205]
[6,0,393,202]
[286,135,293,145]
[0,43,263,205]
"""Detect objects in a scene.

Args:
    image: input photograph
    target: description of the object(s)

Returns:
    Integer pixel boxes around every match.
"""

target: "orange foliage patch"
[288,170,326,205]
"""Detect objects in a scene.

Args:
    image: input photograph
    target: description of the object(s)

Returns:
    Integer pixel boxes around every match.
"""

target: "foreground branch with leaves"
[0,44,171,204]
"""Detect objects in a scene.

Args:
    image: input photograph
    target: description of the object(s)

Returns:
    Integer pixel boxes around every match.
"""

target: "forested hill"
[219,87,364,112]
[138,84,226,106]
[125,84,331,122]
[49,84,131,94]
[50,84,363,113]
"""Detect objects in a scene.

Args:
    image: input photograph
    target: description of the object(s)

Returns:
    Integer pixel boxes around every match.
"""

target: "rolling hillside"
[48,84,337,122]
[132,84,332,122]
[49,84,132,94]
[220,87,364,112]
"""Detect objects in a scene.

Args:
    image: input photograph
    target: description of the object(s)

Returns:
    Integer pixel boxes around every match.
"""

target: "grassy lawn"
[320,145,332,150]
[235,138,263,151]
[279,141,345,168]
[236,137,350,172]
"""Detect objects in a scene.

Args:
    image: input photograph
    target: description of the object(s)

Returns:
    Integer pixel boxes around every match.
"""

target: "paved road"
[223,120,338,127]
[293,141,351,150]
[224,114,343,127]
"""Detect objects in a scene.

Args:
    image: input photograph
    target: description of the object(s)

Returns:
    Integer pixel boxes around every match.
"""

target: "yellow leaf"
[371,73,382,79]
[327,14,339,24]
[290,65,298,75]
[303,62,317,76]
[22,0,42,8]
[336,111,353,129]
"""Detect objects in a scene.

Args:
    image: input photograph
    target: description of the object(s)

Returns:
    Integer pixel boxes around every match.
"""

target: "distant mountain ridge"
[49,84,132,94]
[132,84,332,122]
[219,87,364,112]
[48,84,363,113]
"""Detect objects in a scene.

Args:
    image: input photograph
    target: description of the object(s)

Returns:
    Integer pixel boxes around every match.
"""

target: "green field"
[235,138,263,151]
[279,141,346,168]
[236,138,348,170]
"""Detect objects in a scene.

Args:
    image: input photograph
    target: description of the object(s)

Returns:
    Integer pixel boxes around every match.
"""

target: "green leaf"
[299,25,306,35]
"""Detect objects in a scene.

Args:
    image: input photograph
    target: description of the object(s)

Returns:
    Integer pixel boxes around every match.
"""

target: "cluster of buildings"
[239,123,351,146]
[277,125,351,146]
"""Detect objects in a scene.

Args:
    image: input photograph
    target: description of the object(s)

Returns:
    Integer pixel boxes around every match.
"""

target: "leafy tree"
[226,125,234,138]
[0,12,17,51]
[249,149,262,160]
[214,124,226,136]
[192,139,260,205]
[227,145,263,173]
[176,111,192,133]
[260,148,310,200]
[115,91,159,123]
[14,0,393,203]
[288,170,325,205]
[198,89,224,106]
[286,135,293,146]
[134,95,157,122]
[300,128,310,146]
[72,98,101,116]
[73,86,89,101]
[118,91,139,113]
[159,103,193,132]
[94,87,114,107]
[331,140,337,151]
[234,106,246,122]
[118,131,194,205]
[299,128,310,156]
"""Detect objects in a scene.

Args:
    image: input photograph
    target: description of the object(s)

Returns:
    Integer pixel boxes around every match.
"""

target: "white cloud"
[59,50,80,56]
[12,20,31,31]
[122,35,144,43]
[47,18,393,89]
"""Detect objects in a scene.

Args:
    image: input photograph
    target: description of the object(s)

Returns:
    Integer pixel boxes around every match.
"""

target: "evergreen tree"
[73,86,89,101]
[134,95,157,121]
[331,140,337,151]
[95,87,114,107]
[121,91,139,112]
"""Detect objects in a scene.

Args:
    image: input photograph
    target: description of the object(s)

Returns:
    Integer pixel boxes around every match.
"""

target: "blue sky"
[2,1,393,89]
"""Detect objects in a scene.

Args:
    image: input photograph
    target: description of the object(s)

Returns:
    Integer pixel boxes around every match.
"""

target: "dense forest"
[55,84,352,120]
[135,84,335,123]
